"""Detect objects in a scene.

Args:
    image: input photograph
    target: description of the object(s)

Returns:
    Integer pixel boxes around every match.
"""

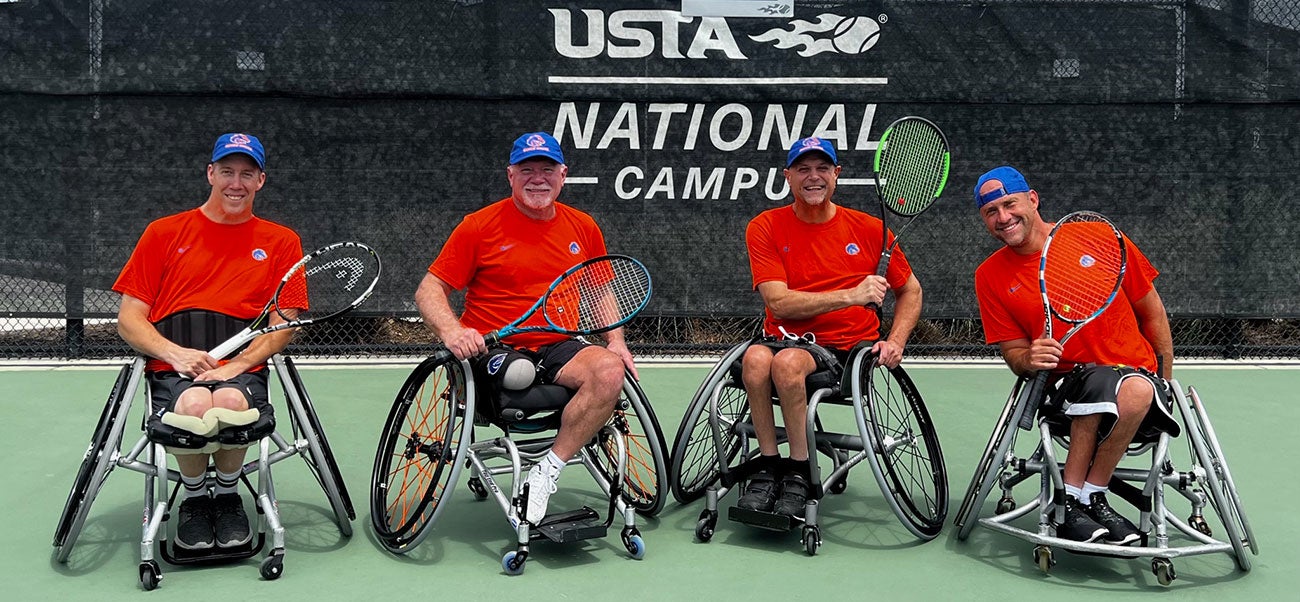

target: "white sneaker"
[524,462,560,524]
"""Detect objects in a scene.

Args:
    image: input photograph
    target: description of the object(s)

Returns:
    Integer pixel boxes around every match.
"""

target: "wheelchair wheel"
[854,357,947,540]
[955,378,1028,540]
[370,352,475,552]
[669,342,750,504]
[54,361,137,561]
[594,374,669,516]
[1183,385,1256,569]
[280,356,355,535]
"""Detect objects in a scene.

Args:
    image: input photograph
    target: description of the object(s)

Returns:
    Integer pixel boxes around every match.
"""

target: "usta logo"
[550,9,883,59]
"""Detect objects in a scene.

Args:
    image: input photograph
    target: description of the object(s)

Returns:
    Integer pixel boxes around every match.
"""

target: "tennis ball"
[831,16,881,54]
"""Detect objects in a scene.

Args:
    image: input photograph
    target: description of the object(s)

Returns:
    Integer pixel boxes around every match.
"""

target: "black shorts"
[147,371,273,421]
[1042,365,1178,441]
[470,339,590,389]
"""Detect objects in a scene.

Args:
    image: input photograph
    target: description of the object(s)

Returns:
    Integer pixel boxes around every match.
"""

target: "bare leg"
[1085,376,1154,485]
[770,348,817,462]
[549,345,622,461]
[741,345,780,457]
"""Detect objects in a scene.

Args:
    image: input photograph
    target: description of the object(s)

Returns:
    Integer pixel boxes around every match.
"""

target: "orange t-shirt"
[746,205,912,350]
[974,234,1160,372]
[429,198,608,350]
[113,209,304,372]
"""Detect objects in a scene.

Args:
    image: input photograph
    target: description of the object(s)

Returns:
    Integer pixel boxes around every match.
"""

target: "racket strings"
[1043,219,1125,322]
[545,258,651,333]
[278,245,381,319]
[878,120,949,217]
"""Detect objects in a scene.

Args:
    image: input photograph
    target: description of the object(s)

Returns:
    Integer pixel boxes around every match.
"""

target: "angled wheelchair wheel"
[955,377,1028,540]
[279,356,355,535]
[1183,385,1257,568]
[370,352,475,552]
[853,356,948,539]
[669,342,751,504]
[594,375,669,516]
[54,360,138,561]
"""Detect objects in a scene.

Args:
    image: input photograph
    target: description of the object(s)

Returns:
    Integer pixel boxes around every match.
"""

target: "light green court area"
[6,364,1296,600]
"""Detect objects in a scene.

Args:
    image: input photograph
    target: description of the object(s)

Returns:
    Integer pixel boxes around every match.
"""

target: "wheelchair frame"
[954,376,1258,585]
[52,355,355,590]
[369,351,668,575]
[668,341,948,554]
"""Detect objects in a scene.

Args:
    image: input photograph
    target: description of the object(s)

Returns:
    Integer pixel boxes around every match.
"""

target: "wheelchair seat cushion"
[489,384,574,426]
[146,371,275,454]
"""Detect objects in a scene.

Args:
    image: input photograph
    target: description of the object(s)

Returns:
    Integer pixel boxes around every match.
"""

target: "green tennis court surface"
[9,364,1295,600]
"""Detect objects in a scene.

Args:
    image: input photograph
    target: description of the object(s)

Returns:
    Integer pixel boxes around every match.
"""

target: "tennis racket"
[446,254,652,354]
[1017,211,1128,429]
[870,116,950,308]
[207,241,382,360]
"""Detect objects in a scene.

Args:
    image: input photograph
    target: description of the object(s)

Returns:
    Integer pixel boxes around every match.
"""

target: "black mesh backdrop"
[2,0,1297,359]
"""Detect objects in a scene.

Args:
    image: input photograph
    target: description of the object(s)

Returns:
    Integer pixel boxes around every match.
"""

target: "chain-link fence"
[2,0,1297,360]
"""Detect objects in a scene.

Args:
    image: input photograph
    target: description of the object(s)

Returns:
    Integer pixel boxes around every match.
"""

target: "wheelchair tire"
[1183,385,1256,569]
[280,356,355,535]
[856,359,948,540]
[955,377,1028,540]
[370,352,474,552]
[593,374,669,516]
[54,361,136,560]
[669,342,750,504]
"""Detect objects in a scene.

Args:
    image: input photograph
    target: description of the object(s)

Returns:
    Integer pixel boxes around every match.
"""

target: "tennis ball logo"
[831,17,882,55]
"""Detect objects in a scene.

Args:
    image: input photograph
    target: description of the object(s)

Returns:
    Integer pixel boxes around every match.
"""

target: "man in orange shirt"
[739,137,923,517]
[114,133,303,552]
[973,165,1176,545]
[415,132,635,525]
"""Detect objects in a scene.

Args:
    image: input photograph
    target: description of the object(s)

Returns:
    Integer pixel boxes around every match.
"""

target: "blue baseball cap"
[786,136,838,167]
[974,165,1030,208]
[211,132,266,169]
[509,132,565,165]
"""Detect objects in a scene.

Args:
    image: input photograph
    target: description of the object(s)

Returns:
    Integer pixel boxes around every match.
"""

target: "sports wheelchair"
[954,375,1258,585]
[369,349,668,575]
[668,339,948,554]
[52,355,354,590]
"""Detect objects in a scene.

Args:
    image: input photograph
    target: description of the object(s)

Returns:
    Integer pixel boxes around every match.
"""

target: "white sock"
[181,473,208,500]
[539,450,565,479]
[1064,484,1084,501]
[1081,481,1108,501]
[214,468,241,496]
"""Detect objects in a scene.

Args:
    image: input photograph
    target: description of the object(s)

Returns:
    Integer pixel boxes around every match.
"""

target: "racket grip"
[208,328,253,361]
[1018,371,1051,431]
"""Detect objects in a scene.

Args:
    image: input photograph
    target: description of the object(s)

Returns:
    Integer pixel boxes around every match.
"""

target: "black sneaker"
[775,472,810,519]
[737,470,778,512]
[212,493,252,548]
[1056,495,1107,543]
[175,496,215,551]
[1085,492,1142,545]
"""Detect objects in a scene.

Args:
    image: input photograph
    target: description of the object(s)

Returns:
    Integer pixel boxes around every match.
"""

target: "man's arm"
[415,272,484,360]
[756,276,888,321]
[1132,287,1174,379]
[873,274,922,368]
[117,295,218,378]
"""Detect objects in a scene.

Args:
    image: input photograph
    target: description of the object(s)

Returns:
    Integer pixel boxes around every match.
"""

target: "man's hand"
[165,348,219,379]
[193,362,245,383]
[606,339,638,381]
[1026,337,1063,372]
[851,275,889,307]
[442,325,487,360]
[872,339,905,369]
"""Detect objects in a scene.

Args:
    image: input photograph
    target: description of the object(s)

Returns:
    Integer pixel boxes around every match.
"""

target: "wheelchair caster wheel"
[1033,545,1054,574]
[139,561,162,591]
[1152,558,1176,586]
[623,534,646,559]
[502,551,526,575]
[1189,514,1212,537]
[996,496,1016,514]
[802,526,821,556]
[468,477,489,500]
[695,509,717,542]
[260,552,285,580]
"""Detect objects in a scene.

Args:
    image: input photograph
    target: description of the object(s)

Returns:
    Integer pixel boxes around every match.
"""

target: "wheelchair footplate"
[532,507,607,543]
[727,506,798,532]
[162,535,262,565]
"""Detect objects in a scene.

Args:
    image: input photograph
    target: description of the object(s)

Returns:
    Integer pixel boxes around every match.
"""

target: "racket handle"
[865,252,893,312]
[1018,371,1051,431]
[208,328,254,361]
